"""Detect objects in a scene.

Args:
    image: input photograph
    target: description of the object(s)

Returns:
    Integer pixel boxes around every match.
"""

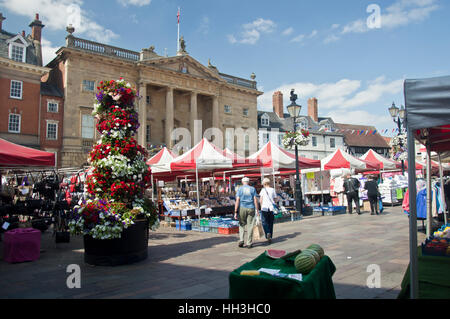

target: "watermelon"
[307,244,324,259]
[266,249,287,259]
[302,249,320,264]
[294,253,316,274]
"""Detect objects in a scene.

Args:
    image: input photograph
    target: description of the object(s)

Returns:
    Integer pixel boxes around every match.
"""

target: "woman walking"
[259,178,279,244]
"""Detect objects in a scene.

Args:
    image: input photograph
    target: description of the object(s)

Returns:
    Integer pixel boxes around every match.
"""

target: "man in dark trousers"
[344,173,361,215]
[364,176,380,215]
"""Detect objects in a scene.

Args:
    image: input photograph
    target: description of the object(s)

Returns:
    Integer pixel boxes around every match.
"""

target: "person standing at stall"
[234,177,259,249]
[259,178,279,244]
[344,173,361,215]
[364,176,380,215]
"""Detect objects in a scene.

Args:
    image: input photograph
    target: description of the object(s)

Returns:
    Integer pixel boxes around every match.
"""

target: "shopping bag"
[252,215,264,240]
[379,198,384,213]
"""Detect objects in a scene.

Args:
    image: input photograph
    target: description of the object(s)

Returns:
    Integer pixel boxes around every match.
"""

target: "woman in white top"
[259,178,278,244]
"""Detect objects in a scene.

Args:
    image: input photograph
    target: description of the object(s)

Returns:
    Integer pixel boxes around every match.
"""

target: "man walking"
[364,176,380,215]
[344,173,361,215]
[234,177,259,249]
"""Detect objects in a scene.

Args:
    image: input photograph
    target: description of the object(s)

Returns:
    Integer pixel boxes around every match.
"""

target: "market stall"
[0,138,56,167]
[402,75,450,298]
[229,246,336,299]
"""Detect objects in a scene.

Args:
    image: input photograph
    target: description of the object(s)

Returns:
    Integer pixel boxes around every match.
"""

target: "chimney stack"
[0,13,5,31]
[29,13,45,66]
[308,97,318,122]
[273,91,284,118]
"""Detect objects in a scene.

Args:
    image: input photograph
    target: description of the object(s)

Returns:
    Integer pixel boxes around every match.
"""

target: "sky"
[1,0,449,135]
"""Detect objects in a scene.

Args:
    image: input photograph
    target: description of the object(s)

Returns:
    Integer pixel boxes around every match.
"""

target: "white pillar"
[190,92,198,147]
[138,82,147,147]
[165,87,174,148]
[212,95,219,130]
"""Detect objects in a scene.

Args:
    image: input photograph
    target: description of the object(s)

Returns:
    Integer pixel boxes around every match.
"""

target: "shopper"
[259,178,279,244]
[344,173,361,215]
[364,176,380,215]
[234,177,259,249]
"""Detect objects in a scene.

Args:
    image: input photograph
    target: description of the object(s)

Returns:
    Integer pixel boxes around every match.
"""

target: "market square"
[1,1,450,301]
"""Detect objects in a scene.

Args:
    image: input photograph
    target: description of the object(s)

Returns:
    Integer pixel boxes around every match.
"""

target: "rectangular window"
[82,80,95,92]
[46,122,58,140]
[243,108,249,116]
[47,101,58,113]
[146,96,151,104]
[11,45,25,62]
[313,155,319,160]
[224,105,232,114]
[8,114,21,133]
[278,134,283,146]
[225,129,233,150]
[245,135,249,151]
[312,136,317,147]
[81,114,94,139]
[330,138,336,148]
[263,133,269,144]
[146,124,151,143]
[10,80,23,99]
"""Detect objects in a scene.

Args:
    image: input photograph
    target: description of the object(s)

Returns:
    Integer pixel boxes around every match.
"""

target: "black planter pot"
[83,219,149,266]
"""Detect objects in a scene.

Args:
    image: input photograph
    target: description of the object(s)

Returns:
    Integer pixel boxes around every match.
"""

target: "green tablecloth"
[228,252,336,299]
[398,247,450,299]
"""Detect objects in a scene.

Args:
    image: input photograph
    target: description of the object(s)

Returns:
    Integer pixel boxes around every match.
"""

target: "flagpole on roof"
[177,7,180,53]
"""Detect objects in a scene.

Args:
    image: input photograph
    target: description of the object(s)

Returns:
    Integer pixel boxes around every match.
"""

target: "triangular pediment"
[6,34,29,47]
[140,55,225,82]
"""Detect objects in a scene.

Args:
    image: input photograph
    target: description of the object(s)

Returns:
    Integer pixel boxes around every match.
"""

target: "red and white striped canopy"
[321,148,379,171]
[248,141,321,170]
[169,138,234,171]
[360,149,402,170]
[147,147,176,173]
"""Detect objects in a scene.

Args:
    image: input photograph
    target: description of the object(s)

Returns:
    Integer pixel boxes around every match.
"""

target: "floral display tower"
[69,78,158,266]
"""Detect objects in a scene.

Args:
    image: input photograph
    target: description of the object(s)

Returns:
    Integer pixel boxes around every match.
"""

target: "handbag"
[264,188,280,214]
[252,215,264,240]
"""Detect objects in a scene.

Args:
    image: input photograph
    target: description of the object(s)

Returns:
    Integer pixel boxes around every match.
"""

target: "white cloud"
[228,18,276,45]
[308,30,318,38]
[282,27,294,36]
[323,34,340,44]
[41,37,60,65]
[341,0,438,35]
[258,76,404,120]
[0,0,119,43]
[290,34,305,43]
[331,23,340,30]
[119,0,151,6]
[198,16,210,35]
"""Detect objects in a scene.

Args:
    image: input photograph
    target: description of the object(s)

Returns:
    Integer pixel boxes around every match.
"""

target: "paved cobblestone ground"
[0,206,427,299]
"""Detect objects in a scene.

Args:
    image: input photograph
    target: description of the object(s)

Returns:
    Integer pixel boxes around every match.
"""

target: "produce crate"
[191,219,200,231]
[175,220,192,231]
[218,226,239,235]
[200,226,210,232]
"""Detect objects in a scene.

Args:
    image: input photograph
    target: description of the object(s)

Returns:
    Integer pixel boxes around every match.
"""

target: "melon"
[294,253,316,274]
[266,249,287,259]
[302,249,320,264]
[307,244,324,258]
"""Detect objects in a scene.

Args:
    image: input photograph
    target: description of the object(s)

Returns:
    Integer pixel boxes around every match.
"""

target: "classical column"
[212,95,219,129]
[138,82,147,147]
[190,92,198,146]
[165,87,174,148]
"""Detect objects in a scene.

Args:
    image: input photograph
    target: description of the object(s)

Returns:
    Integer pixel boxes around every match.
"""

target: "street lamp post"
[287,89,303,215]
[388,102,406,175]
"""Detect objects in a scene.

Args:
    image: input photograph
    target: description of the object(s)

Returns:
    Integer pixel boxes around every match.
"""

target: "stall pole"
[438,153,448,224]
[426,148,432,238]
[407,126,419,299]
[151,173,154,202]
[272,166,276,190]
[195,166,200,208]
[320,168,324,205]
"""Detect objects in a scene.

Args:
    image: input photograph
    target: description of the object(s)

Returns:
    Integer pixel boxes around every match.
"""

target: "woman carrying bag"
[259,178,279,244]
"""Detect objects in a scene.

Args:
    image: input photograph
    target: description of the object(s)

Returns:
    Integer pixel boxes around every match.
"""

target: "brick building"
[0,12,63,166]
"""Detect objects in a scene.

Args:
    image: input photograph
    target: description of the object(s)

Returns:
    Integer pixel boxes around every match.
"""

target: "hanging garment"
[417,188,427,219]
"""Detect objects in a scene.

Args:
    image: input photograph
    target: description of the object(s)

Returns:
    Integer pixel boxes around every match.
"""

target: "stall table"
[229,251,336,299]
[398,246,450,299]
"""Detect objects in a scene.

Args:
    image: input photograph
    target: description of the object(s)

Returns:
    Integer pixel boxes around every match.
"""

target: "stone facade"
[45,33,262,168]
